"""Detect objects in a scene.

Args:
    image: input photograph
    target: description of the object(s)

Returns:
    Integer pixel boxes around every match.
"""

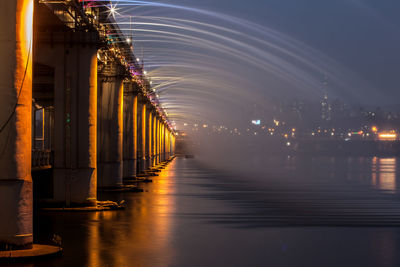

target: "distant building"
[321,92,332,121]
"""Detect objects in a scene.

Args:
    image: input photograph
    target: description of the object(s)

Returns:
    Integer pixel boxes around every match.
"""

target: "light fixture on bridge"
[110,7,116,15]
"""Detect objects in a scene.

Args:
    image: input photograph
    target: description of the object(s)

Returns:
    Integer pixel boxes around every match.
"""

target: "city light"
[251,120,261,125]
[378,132,398,141]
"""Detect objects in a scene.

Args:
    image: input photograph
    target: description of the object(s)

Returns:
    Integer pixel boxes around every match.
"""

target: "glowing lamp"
[378,132,397,141]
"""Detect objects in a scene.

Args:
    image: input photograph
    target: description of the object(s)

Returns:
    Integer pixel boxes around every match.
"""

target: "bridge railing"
[32,149,53,171]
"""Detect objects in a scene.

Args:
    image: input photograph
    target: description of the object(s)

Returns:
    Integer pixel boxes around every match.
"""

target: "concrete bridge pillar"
[123,83,138,179]
[166,129,171,159]
[137,97,146,174]
[171,134,176,156]
[54,45,98,206]
[97,64,125,188]
[155,118,160,164]
[0,0,33,249]
[161,123,166,162]
[152,113,157,166]
[36,33,99,206]
[145,107,152,169]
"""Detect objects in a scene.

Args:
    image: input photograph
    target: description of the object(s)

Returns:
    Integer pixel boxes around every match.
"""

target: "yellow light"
[372,126,378,133]
[378,132,397,141]
[292,128,296,132]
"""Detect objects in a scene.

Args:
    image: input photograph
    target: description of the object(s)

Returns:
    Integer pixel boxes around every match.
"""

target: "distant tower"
[320,73,331,121]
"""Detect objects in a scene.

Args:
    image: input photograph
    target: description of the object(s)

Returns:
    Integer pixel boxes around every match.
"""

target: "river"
[9,156,400,267]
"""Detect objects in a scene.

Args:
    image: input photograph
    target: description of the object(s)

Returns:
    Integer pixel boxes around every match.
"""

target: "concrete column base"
[53,168,97,206]
[0,179,32,249]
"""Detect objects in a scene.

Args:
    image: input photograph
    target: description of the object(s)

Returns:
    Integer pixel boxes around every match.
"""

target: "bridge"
[0,0,176,252]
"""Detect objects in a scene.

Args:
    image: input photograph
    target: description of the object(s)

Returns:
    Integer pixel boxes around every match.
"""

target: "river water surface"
[10,156,400,266]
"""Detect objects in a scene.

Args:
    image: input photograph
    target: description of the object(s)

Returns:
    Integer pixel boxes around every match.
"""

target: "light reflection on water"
[371,157,397,193]
[84,166,176,267]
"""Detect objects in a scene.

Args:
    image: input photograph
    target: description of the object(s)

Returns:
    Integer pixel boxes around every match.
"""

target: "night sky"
[181,0,400,102]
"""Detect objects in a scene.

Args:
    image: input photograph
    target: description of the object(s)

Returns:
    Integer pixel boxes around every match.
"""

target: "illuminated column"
[164,125,168,160]
[97,64,124,188]
[137,98,146,174]
[161,123,166,162]
[172,134,176,156]
[0,0,33,249]
[152,113,157,166]
[167,131,171,158]
[35,22,98,205]
[55,45,98,205]
[166,130,171,159]
[171,133,175,156]
[165,126,169,160]
[145,107,152,169]
[123,84,138,178]
[157,119,161,164]
[159,123,163,162]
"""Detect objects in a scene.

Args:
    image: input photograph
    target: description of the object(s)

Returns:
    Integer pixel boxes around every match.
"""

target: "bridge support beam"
[145,107,152,169]
[137,98,146,174]
[152,113,157,166]
[0,0,33,249]
[53,45,98,206]
[161,123,166,162]
[35,31,99,206]
[166,129,171,159]
[123,84,138,179]
[155,118,160,165]
[97,67,124,188]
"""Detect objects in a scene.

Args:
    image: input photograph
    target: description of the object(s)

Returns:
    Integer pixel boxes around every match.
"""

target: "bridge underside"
[0,0,176,249]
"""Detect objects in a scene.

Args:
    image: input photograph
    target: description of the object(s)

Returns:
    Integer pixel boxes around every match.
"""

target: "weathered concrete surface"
[0,0,33,248]
[123,87,137,178]
[35,33,98,206]
[97,76,124,187]
[137,99,146,173]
